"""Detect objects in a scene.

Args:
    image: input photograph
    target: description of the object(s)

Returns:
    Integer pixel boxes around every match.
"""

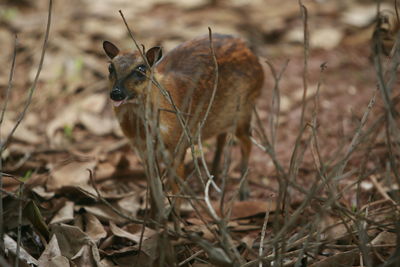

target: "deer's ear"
[145,46,162,67]
[103,41,120,59]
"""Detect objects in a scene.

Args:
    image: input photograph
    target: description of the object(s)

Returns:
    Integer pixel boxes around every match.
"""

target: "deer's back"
[155,34,264,147]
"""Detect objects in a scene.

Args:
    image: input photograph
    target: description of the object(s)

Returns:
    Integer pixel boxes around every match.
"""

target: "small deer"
[103,33,264,214]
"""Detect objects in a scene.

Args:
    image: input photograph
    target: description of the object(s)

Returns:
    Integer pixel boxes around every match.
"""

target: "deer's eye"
[131,64,146,79]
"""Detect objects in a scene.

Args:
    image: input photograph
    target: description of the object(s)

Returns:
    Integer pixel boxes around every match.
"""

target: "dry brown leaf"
[309,249,358,267]
[185,224,215,241]
[47,160,97,191]
[51,223,103,266]
[371,231,396,246]
[116,194,141,218]
[46,94,109,139]
[82,213,107,243]
[4,234,38,266]
[71,243,101,267]
[109,221,156,244]
[1,118,42,145]
[79,112,115,136]
[38,234,70,267]
[31,186,56,200]
[50,201,74,224]
[79,204,127,224]
[222,200,276,220]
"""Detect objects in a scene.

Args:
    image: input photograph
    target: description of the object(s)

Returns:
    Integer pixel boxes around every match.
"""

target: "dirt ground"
[0,0,399,266]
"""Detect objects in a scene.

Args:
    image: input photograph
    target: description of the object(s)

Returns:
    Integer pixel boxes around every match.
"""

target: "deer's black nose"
[110,88,126,101]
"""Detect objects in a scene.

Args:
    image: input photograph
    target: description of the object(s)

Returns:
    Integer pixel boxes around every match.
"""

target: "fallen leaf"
[309,249,358,267]
[1,118,42,145]
[47,160,97,191]
[38,234,70,267]
[116,194,141,218]
[46,94,108,139]
[51,223,102,266]
[79,112,115,136]
[82,213,107,243]
[50,201,74,224]
[221,200,276,220]
[79,204,128,224]
[4,234,38,266]
[31,186,56,200]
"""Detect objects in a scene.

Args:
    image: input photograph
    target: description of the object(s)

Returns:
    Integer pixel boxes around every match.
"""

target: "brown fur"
[104,33,264,212]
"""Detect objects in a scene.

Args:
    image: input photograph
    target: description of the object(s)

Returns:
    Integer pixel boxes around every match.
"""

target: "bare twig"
[198,27,219,131]
[0,36,17,127]
[0,0,52,151]
[15,183,24,267]
[265,59,288,149]
[118,10,150,68]
[0,34,18,255]
[298,1,309,130]
[87,169,153,226]
[258,199,271,267]
[0,0,52,256]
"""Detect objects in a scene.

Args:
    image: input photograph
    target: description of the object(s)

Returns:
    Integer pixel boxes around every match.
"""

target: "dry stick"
[151,68,207,192]
[15,183,24,267]
[265,59,288,150]
[0,36,17,127]
[0,0,51,257]
[144,59,166,223]
[372,13,397,119]
[119,10,150,68]
[293,63,327,265]
[275,9,309,262]
[119,11,166,223]
[204,177,220,222]
[197,30,244,263]
[258,199,271,267]
[134,185,150,267]
[384,32,400,185]
[219,133,234,216]
[298,1,309,130]
[198,138,221,193]
[197,28,221,193]
[0,35,17,256]
[199,27,219,131]
[178,249,205,266]
[87,170,154,226]
[331,90,377,180]
[200,130,243,265]
[0,0,52,151]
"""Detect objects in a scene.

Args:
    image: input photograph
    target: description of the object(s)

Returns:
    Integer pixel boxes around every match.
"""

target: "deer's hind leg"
[235,119,252,200]
[211,133,227,179]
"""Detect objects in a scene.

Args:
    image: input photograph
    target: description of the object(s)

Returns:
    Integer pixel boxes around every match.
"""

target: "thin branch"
[15,183,24,267]
[0,35,17,127]
[0,0,52,151]
[258,199,271,267]
[298,1,310,130]
[198,27,219,131]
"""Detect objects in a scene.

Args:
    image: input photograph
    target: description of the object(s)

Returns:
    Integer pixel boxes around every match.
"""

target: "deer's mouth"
[112,96,138,107]
[110,88,137,107]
